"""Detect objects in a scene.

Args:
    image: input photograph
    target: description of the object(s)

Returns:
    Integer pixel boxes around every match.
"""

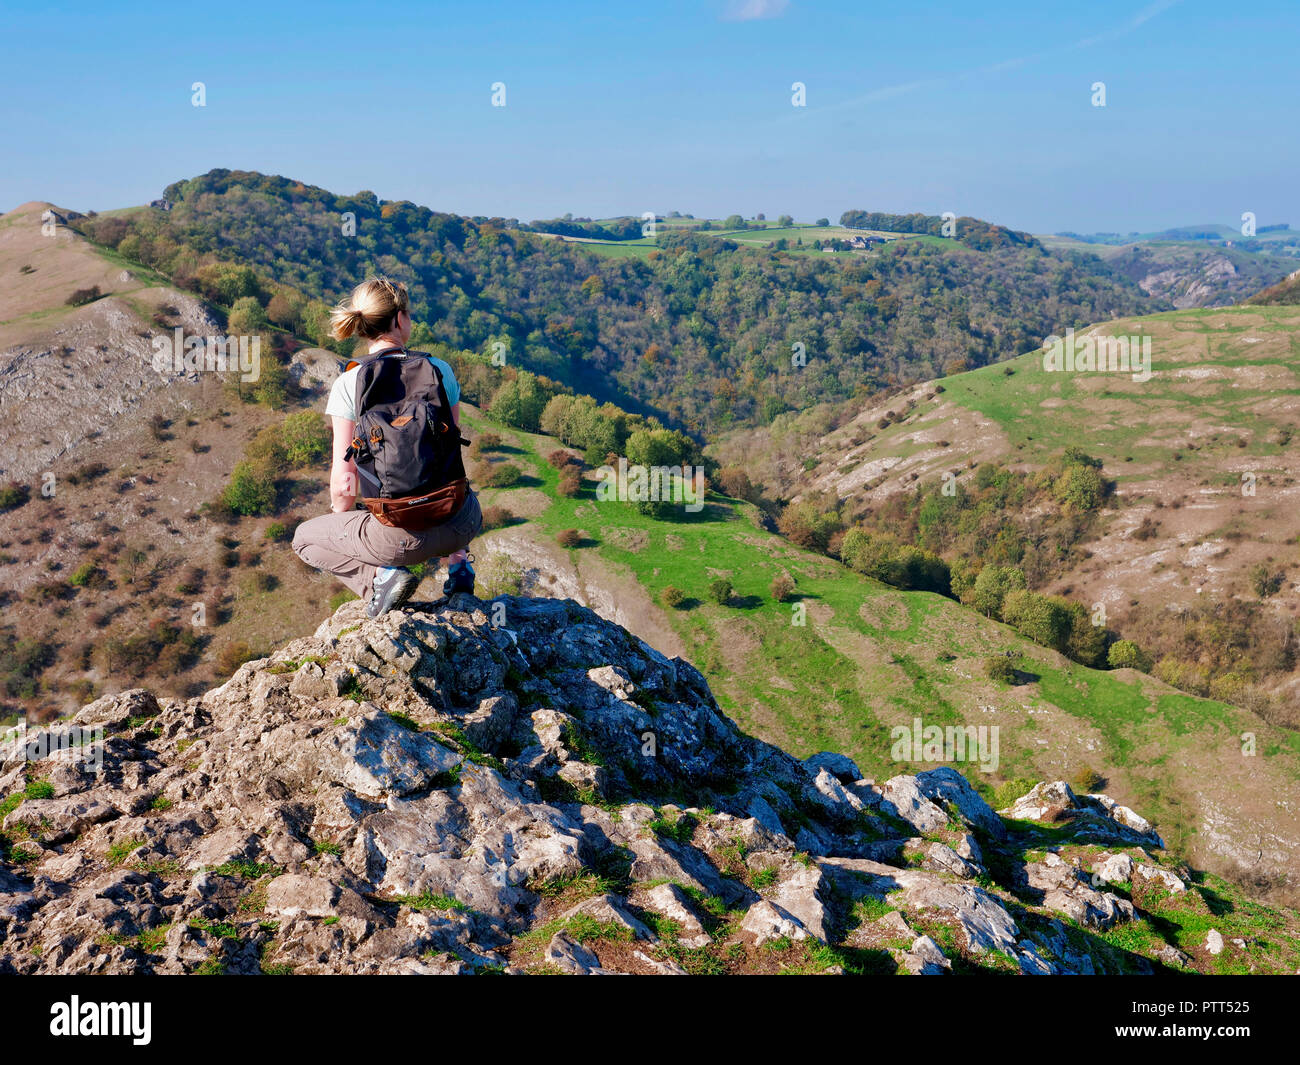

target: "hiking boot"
[442,558,475,597]
[367,566,419,618]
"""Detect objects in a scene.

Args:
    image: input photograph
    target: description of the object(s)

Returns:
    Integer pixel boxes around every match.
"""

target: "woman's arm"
[330,416,358,513]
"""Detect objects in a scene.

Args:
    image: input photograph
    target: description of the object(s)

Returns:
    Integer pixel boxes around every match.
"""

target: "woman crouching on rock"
[292,277,481,617]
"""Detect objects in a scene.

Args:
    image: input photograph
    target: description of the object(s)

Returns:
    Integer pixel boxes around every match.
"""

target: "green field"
[937,305,1300,471]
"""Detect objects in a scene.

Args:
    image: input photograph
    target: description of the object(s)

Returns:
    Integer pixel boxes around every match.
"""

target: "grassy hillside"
[712,303,1300,727]
[457,404,1300,893]
[1248,268,1300,306]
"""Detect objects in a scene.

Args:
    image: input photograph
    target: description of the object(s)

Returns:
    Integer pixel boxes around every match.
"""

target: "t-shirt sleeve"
[325,371,354,422]
[431,358,461,407]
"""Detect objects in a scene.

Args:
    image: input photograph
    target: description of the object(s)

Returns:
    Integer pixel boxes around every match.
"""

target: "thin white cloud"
[722,0,790,22]
[813,0,1183,115]
[1073,0,1183,49]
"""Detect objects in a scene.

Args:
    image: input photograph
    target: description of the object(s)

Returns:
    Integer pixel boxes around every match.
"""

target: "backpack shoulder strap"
[344,345,405,372]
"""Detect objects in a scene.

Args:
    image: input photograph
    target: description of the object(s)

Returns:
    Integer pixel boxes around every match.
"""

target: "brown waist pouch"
[362,478,469,531]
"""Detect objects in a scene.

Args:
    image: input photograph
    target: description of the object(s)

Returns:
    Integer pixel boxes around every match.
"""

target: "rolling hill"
[714,303,1300,719]
[68,170,1165,434]
[2,191,1298,907]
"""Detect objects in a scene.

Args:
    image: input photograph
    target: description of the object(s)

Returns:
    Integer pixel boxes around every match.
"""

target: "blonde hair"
[329,276,410,341]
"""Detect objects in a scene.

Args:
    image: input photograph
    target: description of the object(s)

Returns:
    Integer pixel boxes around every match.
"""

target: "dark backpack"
[342,348,471,525]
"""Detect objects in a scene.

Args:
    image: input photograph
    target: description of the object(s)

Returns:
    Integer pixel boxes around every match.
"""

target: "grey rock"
[879,775,949,835]
[803,751,862,783]
[739,900,808,945]
[640,883,710,948]
[899,934,951,975]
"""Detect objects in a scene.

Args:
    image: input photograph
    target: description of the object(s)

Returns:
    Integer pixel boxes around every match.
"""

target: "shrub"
[707,578,733,606]
[479,505,513,531]
[778,494,843,553]
[984,655,1018,684]
[770,573,795,602]
[556,529,581,548]
[1072,766,1105,793]
[65,285,102,307]
[478,553,524,598]
[217,641,260,676]
[279,410,331,467]
[176,565,205,595]
[0,634,56,698]
[661,586,685,609]
[1249,563,1284,598]
[547,449,578,469]
[65,462,109,486]
[222,461,277,517]
[69,562,109,589]
[1133,516,1160,541]
[557,468,582,497]
[1062,601,1108,668]
[0,483,30,511]
[480,462,522,489]
[264,522,291,543]
[28,579,73,604]
[1107,639,1150,672]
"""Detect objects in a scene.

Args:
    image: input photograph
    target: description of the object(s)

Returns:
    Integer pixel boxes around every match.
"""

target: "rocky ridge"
[0,595,1256,975]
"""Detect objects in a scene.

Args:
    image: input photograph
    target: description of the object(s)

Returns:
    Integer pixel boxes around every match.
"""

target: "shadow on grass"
[481,514,529,532]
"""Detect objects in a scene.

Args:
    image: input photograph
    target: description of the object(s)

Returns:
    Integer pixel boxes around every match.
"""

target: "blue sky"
[2,0,1295,232]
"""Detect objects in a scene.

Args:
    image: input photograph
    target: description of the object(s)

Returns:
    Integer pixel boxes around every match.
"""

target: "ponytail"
[328,276,409,342]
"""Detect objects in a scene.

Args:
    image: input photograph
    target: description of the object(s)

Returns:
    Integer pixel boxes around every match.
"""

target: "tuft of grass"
[648,810,698,844]
[209,859,277,880]
[106,837,146,866]
[138,924,171,953]
[394,891,469,913]
[189,917,240,940]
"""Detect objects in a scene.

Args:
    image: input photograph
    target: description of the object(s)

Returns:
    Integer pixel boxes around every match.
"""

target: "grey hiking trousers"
[292,491,482,599]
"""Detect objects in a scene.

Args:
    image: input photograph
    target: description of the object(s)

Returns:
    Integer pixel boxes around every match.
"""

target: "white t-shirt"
[325,352,461,423]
